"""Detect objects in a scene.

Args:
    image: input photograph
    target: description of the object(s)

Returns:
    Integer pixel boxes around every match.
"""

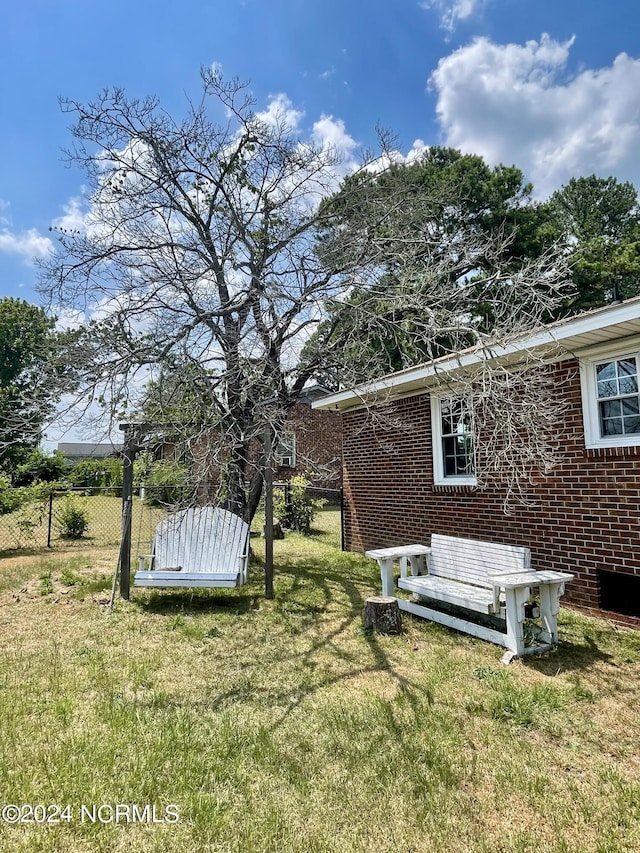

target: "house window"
[596,358,640,437]
[580,350,640,448]
[430,395,476,486]
[275,432,296,467]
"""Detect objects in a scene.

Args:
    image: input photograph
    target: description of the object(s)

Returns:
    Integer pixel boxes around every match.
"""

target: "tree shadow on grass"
[134,588,262,616]
[522,635,616,676]
[126,543,631,739]
[163,551,436,730]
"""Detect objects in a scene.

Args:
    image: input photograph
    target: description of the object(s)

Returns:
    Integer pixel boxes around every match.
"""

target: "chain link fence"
[0,488,167,555]
[0,483,344,556]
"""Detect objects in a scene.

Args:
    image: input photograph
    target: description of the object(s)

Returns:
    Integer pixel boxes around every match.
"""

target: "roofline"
[312,296,640,412]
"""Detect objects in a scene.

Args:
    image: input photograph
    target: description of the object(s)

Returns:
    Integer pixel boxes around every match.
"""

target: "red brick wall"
[156,404,342,493]
[342,359,640,614]
[276,403,342,490]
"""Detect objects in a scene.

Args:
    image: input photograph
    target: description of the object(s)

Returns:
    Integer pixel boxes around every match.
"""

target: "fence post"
[340,486,345,552]
[284,482,291,521]
[47,491,54,548]
[119,426,136,600]
[264,423,274,600]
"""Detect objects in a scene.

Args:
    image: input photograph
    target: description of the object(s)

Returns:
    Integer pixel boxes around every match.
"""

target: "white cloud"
[53,307,86,331]
[0,227,53,263]
[429,34,640,197]
[404,139,429,163]
[0,197,53,262]
[255,94,304,133]
[256,97,358,172]
[421,0,485,32]
[51,197,87,234]
[312,115,358,164]
[364,138,429,175]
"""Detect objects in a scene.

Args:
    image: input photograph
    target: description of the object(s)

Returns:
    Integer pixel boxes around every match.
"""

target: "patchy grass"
[0,508,638,852]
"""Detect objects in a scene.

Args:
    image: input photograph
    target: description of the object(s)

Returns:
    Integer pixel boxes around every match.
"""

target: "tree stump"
[263,518,285,540]
[363,596,402,634]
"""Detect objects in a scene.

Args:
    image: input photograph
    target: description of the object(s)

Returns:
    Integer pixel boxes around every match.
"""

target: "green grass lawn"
[0,509,639,852]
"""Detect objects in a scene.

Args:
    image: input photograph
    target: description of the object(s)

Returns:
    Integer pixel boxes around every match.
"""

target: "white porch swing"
[134,505,250,589]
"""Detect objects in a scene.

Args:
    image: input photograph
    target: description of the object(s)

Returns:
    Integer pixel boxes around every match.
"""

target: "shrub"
[12,449,68,487]
[0,480,60,546]
[0,476,23,515]
[0,479,58,518]
[67,457,123,492]
[39,572,54,596]
[135,456,189,506]
[273,475,326,534]
[55,495,90,539]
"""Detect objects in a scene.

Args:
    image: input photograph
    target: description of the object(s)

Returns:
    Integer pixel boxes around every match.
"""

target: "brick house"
[313,297,640,623]
[157,385,342,492]
[273,386,342,490]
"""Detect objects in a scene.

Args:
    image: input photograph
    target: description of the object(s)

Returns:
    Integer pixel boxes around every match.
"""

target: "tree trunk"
[363,596,402,634]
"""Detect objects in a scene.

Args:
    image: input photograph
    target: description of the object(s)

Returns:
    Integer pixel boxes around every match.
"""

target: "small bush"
[39,572,54,596]
[13,449,68,486]
[0,476,23,515]
[67,457,123,491]
[0,481,59,547]
[135,455,189,506]
[55,495,90,539]
[273,475,326,534]
[60,566,82,586]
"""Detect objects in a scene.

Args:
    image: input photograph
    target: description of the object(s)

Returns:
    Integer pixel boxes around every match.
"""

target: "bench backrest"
[430,534,531,589]
[154,506,249,575]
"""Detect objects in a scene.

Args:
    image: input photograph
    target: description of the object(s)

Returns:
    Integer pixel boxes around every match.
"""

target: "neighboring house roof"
[297,384,335,404]
[312,296,640,413]
[57,442,124,459]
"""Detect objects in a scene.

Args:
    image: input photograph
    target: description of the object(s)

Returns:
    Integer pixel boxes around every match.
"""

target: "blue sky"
[2,0,640,306]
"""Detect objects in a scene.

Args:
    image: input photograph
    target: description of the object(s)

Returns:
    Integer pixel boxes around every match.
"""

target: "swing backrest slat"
[153,506,249,575]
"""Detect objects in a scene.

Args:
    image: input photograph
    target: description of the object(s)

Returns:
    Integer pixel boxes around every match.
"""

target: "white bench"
[366,535,573,659]
[135,506,250,589]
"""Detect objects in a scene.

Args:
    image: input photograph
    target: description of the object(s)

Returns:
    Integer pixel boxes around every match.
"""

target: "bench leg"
[408,554,427,576]
[504,586,530,656]
[538,583,563,645]
[399,556,409,580]
[379,559,395,597]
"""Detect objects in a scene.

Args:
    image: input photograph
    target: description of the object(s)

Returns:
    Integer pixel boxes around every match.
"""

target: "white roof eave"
[312,297,640,412]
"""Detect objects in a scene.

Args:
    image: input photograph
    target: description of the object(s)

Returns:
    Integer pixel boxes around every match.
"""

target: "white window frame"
[430,394,476,486]
[579,346,640,449]
[275,432,296,467]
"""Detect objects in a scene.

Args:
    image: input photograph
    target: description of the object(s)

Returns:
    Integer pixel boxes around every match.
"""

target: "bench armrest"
[489,570,574,589]
[365,545,431,561]
[487,572,536,589]
[530,570,574,584]
[138,553,155,571]
[365,545,431,596]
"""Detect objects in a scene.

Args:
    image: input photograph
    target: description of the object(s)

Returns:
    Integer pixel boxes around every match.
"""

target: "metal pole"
[264,423,274,599]
[119,426,135,600]
[111,496,132,609]
[47,491,54,548]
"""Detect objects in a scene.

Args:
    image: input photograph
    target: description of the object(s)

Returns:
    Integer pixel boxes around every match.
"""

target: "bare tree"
[40,71,371,516]
[39,70,571,519]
